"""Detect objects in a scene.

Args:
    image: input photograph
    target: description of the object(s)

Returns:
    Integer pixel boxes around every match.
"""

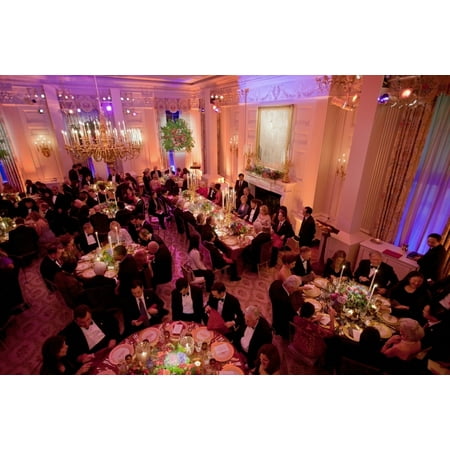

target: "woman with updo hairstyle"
[381,318,424,361]
[277,252,298,282]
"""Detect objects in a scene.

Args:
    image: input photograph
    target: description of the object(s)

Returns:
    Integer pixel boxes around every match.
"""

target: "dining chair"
[257,240,273,276]
[285,236,299,253]
[181,263,206,290]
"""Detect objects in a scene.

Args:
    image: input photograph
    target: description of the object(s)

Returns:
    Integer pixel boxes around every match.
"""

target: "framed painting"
[256,105,293,169]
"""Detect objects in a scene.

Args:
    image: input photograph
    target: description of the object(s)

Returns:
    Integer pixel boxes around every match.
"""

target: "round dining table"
[89,321,247,375]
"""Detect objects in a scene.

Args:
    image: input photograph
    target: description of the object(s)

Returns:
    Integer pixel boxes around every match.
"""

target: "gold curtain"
[441,217,450,279]
[372,103,434,242]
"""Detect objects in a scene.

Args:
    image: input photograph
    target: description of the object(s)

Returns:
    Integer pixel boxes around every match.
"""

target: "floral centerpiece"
[99,249,115,267]
[328,281,370,314]
[230,221,250,236]
[247,162,283,180]
[160,118,195,152]
[152,345,201,375]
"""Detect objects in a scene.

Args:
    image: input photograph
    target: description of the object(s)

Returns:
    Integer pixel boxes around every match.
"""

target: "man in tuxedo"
[150,166,162,179]
[354,251,398,295]
[60,304,120,366]
[235,305,273,369]
[40,243,64,282]
[83,261,117,290]
[89,205,110,242]
[114,244,139,297]
[25,179,38,196]
[242,222,271,272]
[128,213,154,243]
[297,206,316,247]
[207,281,245,343]
[206,183,217,201]
[147,241,172,285]
[122,279,168,337]
[107,167,122,184]
[292,246,316,283]
[76,221,99,255]
[421,302,450,364]
[49,185,69,211]
[234,173,248,207]
[115,201,132,227]
[68,164,80,184]
[415,233,446,283]
[202,231,241,281]
[269,275,301,373]
[245,198,261,224]
[171,277,205,324]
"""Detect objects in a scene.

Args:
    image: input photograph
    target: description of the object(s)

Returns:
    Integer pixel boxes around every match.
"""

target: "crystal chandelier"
[61,76,143,164]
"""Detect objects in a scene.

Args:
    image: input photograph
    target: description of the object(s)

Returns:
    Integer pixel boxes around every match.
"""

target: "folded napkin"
[206,308,229,335]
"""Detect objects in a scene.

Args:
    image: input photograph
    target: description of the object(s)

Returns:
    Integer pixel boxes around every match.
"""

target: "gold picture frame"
[256,105,293,170]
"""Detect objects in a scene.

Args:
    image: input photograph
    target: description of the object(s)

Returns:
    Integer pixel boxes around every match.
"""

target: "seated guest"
[6,217,39,265]
[89,205,110,240]
[60,304,120,366]
[235,305,273,370]
[150,173,162,193]
[421,302,450,365]
[134,249,153,290]
[244,198,261,224]
[40,242,64,282]
[114,244,139,297]
[414,233,446,283]
[323,250,352,281]
[40,335,92,375]
[76,222,99,255]
[171,277,205,324]
[292,246,316,284]
[242,187,254,205]
[26,211,56,247]
[122,279,168,336]
[201,215,228,254]
[269,207,294,267]
[173,198,186,234]
[25,179,39,196]
[354,250,398,295]
[195,213,206,233]
[147,241,172,285]
[206,183,216,201]
[206,281,245,343]
[54,258,85,309]
[148,191,167,229]
[251,343,281,375]
[128,213,154,243]
[182,202,197,239]
[234,195,250,219]
[213,183,222,206]
[187,235,214,292]
[115,201,132,227]
[242,222,271,272]
[59,232,82,262]
[202,230,241,282]
[388,271,432,323]
[381,318,424,361]
[196,180,208,198]
[108,220,133,245]
[277,252,298,282]
[253,204,272,229]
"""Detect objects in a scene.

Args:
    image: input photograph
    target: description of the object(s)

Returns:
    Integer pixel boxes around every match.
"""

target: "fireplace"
[254,186,281,216]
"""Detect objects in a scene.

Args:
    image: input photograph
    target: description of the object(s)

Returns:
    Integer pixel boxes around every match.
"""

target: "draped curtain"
[372,103,434,242]
[394,95,450,261]
[0,120,24,191]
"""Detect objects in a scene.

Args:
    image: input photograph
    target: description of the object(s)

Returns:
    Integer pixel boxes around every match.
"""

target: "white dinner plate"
[313,278,329,290]
[108,343,134,365]
[76,262,91,271]
[371,322,393,339]
[219,364,244,375]
[303,286,321,298]
[343,326,362,342]
[211,342,234,362]
[380,313,398,326]
[139,328,160,344]
[192,327,213,343]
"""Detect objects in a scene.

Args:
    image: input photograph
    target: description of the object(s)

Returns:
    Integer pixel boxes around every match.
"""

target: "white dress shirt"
[240,321,257,353]
[188,249,207,271]
[182,289,194,314]
[80,321,106,350]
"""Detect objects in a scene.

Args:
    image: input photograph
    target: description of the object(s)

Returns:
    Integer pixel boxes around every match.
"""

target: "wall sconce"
[336,153,347,178]
[210,94,223,113]
[229,135,238,152]
[35,136,52,158]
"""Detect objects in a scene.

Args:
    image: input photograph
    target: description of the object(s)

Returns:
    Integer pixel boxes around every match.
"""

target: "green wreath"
[160,118,195,152]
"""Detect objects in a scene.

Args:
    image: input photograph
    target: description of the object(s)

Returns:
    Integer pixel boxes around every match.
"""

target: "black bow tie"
[182,293,189,297]
[370,265,378,269]
[218,299,224,303]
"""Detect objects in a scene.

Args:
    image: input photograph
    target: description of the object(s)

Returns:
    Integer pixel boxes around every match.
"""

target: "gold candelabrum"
[336,153,347,179]
[244,144,255,171]
[229,135,238,153]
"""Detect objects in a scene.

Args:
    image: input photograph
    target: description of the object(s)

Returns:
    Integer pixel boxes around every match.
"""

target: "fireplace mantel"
[245,172,298,214]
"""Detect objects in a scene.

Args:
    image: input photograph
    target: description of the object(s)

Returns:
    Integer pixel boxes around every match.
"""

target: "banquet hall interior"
[0,74,449,375]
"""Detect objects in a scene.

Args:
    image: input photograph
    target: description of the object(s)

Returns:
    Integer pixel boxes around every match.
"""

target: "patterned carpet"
[0,223,321,375]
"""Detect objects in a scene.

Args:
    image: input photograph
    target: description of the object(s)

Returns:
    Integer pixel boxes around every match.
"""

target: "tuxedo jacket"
[245,206,260,224]
[235,315,273,369]
[268,280,296,339]
[207,292,245,330]
[422,319,450,362]
[244,232,271,264]
[40,256,62,282]
[203,240,228,269]
[107,173,122,184]
[75,232,98,255]
[418,245,446,282]
[122,288,167,336]
[292,256,313,278]
[60,312,120,363]
[150,245,173,285]
[171,285,205,323]
[234,179,248,197]
[354,260,399,289]
[7,224,39,257]
[298,215,316,247]
[272,220,295,240]
[117,255,139,296]
[90,212,110,234]
[207,188,216,201]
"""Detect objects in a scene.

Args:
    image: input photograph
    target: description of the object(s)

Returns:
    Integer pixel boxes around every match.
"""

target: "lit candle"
[368,268,378,293]
[337,264,346,290]
[95,231,101,249]
[108,235,113,254]
[116,229,120,244]
[368,284,378,303]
